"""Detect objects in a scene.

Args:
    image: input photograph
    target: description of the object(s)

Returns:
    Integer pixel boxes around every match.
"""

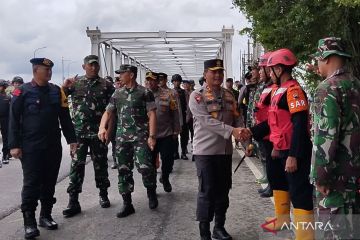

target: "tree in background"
[232,0,360,93]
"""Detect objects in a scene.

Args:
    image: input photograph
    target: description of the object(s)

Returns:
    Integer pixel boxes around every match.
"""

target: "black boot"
[23,211,40,239]
[147,188,158,209]
[257,185,269,194]
[260,186,273,198]
[212,217,232,240]
[99,189,110,208]
[63,193,81,218]
[161,175,172,193]
[181,153,188,160]
[116,193,135,218]
[199,222,211,240]
[111,157,118,169]
[39,204,58,230]
[2,154,9,164]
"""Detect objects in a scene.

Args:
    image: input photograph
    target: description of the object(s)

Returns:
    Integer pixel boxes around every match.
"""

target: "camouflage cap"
[12,76,24,84]
[145,71,158,80]
[30,58,54,67]
[83,55,99,64]
[311,37,352,60]
[115,64,137,74]
[0,80,8,87]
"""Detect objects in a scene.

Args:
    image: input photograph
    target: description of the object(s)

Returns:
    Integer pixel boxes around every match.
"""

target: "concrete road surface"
[0,139,293,240]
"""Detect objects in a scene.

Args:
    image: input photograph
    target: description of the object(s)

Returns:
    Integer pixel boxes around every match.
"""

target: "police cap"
[145,71,158,80]
[204,59,224,71]
[30,58,54,67]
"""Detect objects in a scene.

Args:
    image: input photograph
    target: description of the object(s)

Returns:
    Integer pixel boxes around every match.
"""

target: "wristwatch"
[149,135,156,139]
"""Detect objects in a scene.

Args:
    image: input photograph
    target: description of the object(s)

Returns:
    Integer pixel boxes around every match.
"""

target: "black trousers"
[152,135,175,177]
[0,116,9,156]
[21,144,62,212]
[268,149,314,210]
[188,119,194,143]
[195,155,232,222]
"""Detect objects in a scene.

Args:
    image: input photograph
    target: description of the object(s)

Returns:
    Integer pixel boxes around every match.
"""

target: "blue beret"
[30,58,54,67]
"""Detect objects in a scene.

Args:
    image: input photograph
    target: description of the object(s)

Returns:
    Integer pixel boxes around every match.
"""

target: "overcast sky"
[0,0,250,85]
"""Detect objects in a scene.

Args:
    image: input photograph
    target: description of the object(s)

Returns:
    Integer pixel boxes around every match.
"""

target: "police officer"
[62,55,114,218]
[146,71,180,192]
[0,80,11,166]
[8,58,77,239]
[98,64,158,218]
[242,49,314,239]
[310,37,360,239]
[183,80,194,145]
[189,59,244,240]
[172,74,189,160]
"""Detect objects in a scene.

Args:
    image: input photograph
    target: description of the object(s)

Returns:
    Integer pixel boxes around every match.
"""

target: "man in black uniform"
[8,58,77,239]
[172,74,189,160]
[0,80,11,166]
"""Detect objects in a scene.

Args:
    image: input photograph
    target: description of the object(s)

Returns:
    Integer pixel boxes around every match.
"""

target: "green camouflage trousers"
[67,138,110,194]
[316,187,360,239]
[116,140,156,195]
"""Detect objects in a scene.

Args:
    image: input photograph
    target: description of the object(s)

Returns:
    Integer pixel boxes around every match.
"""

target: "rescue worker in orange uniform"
[241,49,314,240]
[252,52,274,198]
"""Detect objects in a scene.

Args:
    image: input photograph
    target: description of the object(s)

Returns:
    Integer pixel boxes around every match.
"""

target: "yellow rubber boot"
[293,208,315,240]
[264,190,291,231]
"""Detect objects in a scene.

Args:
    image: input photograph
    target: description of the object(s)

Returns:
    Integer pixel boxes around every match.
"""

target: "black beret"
[204,59,224,71]
[30,58,54,67]
[226,78,234,82]
[115,64,138,74]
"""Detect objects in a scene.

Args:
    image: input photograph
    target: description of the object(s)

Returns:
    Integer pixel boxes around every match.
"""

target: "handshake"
[232,128,252,142]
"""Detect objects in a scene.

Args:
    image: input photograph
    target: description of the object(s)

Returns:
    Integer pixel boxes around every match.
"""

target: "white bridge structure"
[86,27,234,85]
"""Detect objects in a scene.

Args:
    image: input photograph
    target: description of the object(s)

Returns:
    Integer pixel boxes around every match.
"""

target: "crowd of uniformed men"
[0,36,359,240]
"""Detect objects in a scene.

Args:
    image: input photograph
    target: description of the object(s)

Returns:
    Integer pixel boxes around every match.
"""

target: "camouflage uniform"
[64,75,114,194]
[106,83,157,195]
[310,37,360,239]
[246,84,258,128]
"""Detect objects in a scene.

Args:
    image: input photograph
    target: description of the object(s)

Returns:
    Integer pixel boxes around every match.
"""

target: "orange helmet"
[267,48,297,67]
[259,51,273,67]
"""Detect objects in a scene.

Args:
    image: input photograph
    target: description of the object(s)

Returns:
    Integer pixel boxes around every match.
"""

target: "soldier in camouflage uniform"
[146,71,180,193]
[98,64,158,218]
[244,62,269,185]
[310,37,360,239]
[62,55,114,218]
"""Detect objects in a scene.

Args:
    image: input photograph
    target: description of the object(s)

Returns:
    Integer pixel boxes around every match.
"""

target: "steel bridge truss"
[86,27,234,85]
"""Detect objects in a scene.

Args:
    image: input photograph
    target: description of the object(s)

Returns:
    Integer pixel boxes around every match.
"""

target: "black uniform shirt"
[0,92,10,117]
[8,80,76,151]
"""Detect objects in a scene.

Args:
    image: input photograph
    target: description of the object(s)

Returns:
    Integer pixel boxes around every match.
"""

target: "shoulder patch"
[60,88,69,108]
[12,88,22,97]
[287,86,308,114]
[194,93,202,103]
